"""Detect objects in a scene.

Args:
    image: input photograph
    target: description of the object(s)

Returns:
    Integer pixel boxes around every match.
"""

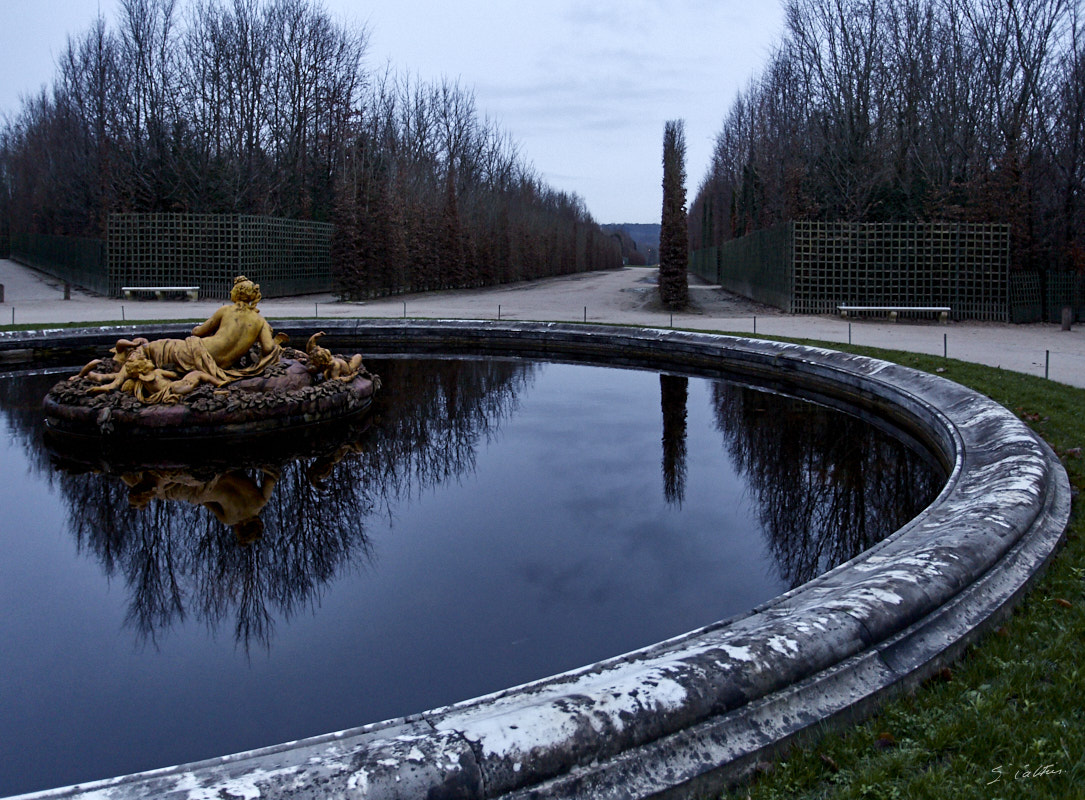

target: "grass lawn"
[711,340,1085,800]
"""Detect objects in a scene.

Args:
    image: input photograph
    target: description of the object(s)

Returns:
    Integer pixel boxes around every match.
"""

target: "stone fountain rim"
[0,319,1070,800]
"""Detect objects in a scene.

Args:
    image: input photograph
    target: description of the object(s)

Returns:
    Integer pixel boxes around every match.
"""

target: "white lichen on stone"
[434,662,694,758]
[346,769,370,793]
[174,767,296,800]
[719,643,755,662]
[766,636,800,656]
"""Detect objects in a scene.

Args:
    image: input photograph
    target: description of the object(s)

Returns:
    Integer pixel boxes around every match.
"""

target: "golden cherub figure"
[305,331,365,382]
[87,355,223,404]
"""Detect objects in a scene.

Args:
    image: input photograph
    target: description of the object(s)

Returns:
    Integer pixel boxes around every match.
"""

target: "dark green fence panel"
[689,246,720,284]
[713,223,795,311]
[695,222,1010,321]
[792,222,1009,319]
[1009,272,1043,323]
[9,232,109,294]
[238,216,333,298]
[1043,272,1085,323]
[108,214,333,300]
[108,214,237,299]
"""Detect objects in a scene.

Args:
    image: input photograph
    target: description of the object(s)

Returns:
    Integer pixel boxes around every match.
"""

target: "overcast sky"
[0,0,785,223]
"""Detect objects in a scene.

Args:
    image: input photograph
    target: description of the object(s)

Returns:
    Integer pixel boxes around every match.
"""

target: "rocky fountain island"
[43,276,379,443]
[0,307,1070,799]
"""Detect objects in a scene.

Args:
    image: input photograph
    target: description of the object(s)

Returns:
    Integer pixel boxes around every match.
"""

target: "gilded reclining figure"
[73,276,285,403]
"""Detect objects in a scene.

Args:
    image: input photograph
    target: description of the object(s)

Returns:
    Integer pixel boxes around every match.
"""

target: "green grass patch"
[707,337,1085,800]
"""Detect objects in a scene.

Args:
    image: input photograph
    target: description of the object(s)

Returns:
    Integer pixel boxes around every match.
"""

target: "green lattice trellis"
[696,221,1011,321]
[107,214,333,300]
[1010,272,1043,323]
[1043,272,1085,322]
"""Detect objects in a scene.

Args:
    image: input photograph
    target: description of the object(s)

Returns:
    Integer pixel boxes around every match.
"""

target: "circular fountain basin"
[0,320,1070,800]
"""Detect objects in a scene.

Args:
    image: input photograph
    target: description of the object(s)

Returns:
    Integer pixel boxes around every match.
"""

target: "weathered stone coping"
[3,320,1070,800]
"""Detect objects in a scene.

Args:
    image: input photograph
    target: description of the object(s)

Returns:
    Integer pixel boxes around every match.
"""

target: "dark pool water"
[0,356,942,796]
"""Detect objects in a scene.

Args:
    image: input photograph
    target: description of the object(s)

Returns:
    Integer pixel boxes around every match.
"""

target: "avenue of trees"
[331,71,619,297]
[691,0,1085,274]
[0,0,620,294]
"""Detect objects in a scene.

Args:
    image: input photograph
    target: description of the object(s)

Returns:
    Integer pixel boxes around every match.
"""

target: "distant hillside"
[601,223,660,265]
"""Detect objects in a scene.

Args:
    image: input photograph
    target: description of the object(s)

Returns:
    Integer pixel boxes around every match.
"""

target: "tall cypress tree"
[659,119,689,309]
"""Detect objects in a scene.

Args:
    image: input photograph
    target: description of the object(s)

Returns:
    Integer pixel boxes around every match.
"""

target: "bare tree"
[0,0,622,296]
[691,0,1082,283]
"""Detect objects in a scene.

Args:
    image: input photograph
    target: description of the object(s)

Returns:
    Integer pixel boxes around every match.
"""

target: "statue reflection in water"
[38,357,534,652]
[51,437,376,651]
[121,467,280,545]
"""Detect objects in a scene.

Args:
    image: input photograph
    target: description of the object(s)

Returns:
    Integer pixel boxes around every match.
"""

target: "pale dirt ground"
[3,259,1085,388]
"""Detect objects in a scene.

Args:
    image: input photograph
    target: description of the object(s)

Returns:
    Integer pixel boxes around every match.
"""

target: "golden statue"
[50,274,379,439]
[86,356,223,404]
[73,276,284,403]
[187,276,283,373]
[305,331,366,382]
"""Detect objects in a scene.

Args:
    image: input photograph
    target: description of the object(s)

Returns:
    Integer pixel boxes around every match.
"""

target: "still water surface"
[0,356,942,795]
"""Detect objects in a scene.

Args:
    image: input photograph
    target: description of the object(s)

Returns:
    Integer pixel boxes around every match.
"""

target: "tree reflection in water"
[1,360,942,655]
[38,358,535,652]
[711,381,944,589]
[659,374,689,506]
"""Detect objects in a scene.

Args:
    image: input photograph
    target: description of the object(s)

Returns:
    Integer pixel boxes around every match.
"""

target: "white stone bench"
[122,286,200,301]
[838,305,950,323]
